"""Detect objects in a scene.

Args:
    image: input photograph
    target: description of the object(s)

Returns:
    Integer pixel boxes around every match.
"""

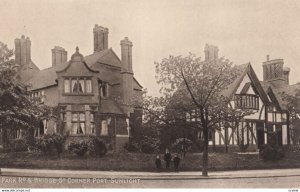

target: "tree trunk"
[202,124,209,176]
[202,141,208,176]
[2,128,8,150]
[225,126,228,153]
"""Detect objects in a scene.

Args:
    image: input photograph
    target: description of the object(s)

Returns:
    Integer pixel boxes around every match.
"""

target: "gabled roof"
[221,63,269,105]
[25,49,120,90]
[221,63,249,98]
[25,48,142,92]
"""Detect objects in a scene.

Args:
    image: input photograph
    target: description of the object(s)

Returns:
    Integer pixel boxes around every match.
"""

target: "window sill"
[63,93,94,96]
[69,134,96,137]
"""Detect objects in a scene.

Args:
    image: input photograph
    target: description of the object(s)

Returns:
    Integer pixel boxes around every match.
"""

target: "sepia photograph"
[0,0,300,190]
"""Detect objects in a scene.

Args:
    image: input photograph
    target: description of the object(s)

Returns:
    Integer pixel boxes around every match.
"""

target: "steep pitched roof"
[85,48,121,68]
[221,63,249,98]
[25,49,120,91]
[25,48,143,93]
[221,63,269,105]
[25,62,69,91]
[100,98,125,114]
[272,83,300,110]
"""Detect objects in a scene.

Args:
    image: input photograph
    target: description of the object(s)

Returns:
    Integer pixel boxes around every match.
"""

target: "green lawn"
[1,149,300,172]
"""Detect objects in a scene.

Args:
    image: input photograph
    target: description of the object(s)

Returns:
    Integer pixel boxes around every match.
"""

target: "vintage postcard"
[0,0,299,190]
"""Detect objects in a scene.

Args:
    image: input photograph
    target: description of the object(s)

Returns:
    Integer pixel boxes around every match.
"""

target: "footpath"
[1,168,300,180]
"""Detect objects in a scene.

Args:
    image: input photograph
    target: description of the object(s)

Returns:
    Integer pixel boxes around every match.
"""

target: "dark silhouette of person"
[164,149,172,169]
[173,154,181,172]
[73,81,83,93]
[155,155,161,172]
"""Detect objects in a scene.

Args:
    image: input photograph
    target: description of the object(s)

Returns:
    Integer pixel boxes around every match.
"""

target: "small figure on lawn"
[173,154,181,172]
[155,155,161,172]
[164,148,172,169]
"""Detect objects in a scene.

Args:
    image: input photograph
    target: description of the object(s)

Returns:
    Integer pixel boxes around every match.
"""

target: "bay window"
[71,113,86,134]
[64,77,93,94]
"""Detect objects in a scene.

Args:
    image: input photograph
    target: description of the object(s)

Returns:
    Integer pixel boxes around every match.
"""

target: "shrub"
[124,141,140,152]
[34,133,66,156]
[260,132,285,161]
[259,144,285,161]
[9,138,28,152]
[140,136,160,154]
[172,138,193,154]
[68,141,89,157]
[88,137,107,157]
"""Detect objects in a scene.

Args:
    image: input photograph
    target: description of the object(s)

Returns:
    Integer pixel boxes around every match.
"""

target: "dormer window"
[64,77,93,94]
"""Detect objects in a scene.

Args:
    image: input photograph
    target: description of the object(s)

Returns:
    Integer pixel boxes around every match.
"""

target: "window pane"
[72,113,78,121]
[79,113,85,121]
[276,113,281,122]
[78,123,85,134]
[79,79,85,93]
[91,123,95,134]
[90,113,94,122]
[72,123,78,134]
[86,80,92,93]
[101,84,107,97]
[71,80,77,93]
[63,113,67,122]
[101,120,108,136]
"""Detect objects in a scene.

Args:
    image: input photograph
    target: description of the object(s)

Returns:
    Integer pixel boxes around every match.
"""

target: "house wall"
[44,86,59,106]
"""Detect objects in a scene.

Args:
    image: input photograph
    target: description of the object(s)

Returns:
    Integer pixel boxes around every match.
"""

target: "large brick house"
[11,25,143,151]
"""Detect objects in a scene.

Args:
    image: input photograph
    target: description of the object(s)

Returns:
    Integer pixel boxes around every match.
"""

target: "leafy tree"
[0,42,53,150]
[154,53,251,176]
[282,87,300,144]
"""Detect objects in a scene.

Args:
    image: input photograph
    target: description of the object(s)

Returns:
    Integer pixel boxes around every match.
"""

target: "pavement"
[1,168,300,180]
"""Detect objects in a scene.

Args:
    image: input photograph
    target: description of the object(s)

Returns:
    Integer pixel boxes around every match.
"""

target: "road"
[1,168,300,188]
[0,176,300,189]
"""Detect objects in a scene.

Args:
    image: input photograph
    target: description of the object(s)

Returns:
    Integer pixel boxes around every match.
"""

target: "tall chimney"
[262,56,285,87]
[120,37,133,73]
[121,37,134,115]
[93,24,109,52]
[15,35,31,68]
[51,46,68,67]
[204,44,219,62]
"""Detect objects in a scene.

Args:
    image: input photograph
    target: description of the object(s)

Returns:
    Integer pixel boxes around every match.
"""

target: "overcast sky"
[1,0,300,96]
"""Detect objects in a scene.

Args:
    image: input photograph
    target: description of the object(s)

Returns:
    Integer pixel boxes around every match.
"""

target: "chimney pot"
[267,55,270,61]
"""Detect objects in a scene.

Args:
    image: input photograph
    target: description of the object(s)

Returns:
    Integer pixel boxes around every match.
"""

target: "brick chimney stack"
[93,24,109,52]
[15,35,31,67]
[204,44,219,62]
[120,37,134,115]
[262,55,286,87]
[120,37,133,73]
[52,46,68,67]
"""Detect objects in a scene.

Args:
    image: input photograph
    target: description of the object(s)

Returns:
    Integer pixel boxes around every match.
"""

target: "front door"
[256,122,264,149]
